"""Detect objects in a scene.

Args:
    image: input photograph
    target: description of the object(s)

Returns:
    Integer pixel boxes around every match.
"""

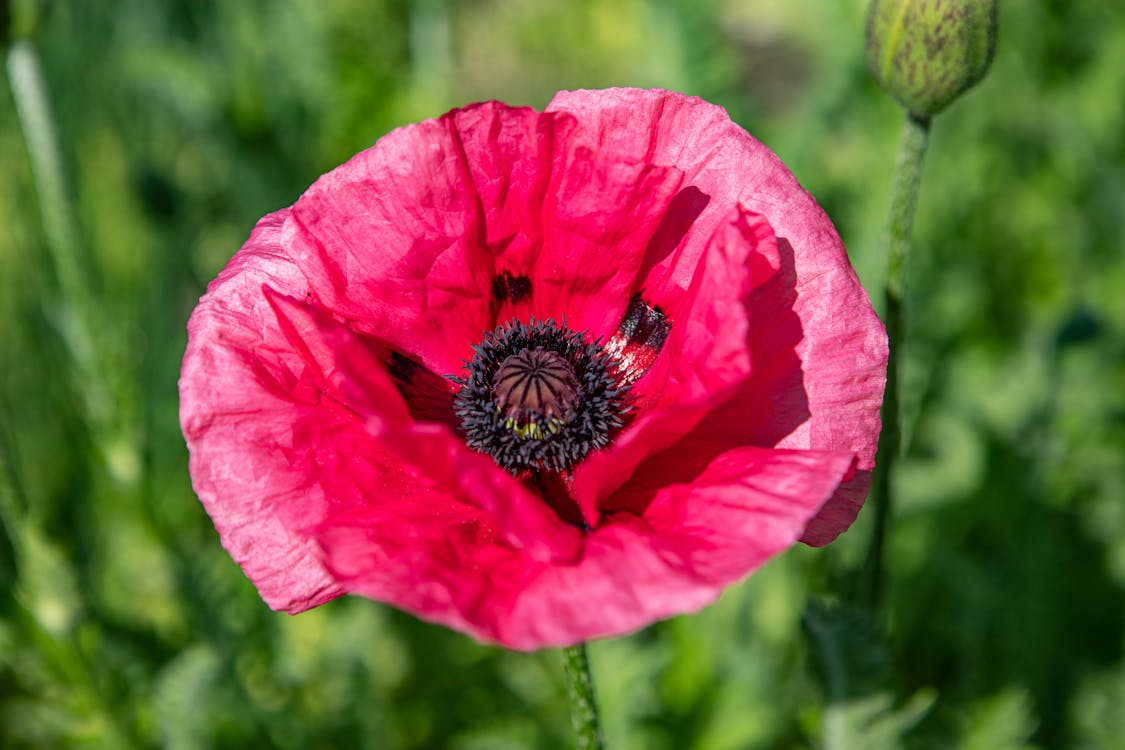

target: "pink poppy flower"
[180,88,887,650]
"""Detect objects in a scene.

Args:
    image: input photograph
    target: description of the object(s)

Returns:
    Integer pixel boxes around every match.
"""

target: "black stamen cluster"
[453,319,627,474]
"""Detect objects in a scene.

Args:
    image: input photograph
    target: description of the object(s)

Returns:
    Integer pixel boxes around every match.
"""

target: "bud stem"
[886,113,931,300]
[562,643,604,749]
[865,112,930,612]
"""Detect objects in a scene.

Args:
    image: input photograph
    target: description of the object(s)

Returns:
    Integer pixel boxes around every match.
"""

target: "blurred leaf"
[802,600,933,750]
[1070,662,1125,750]
[16,522,80,637]
[959,688,1040,750]
[812,690,935,750]
[153,644,222,750]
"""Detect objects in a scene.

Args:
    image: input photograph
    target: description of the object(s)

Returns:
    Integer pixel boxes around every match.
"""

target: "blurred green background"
[2,1,1124,748]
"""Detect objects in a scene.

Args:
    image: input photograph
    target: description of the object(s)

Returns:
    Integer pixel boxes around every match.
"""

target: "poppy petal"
[180,209,346,612]
[570,204,767,524]
[494,447,855,648]
[282,103,550,375]
[548,88,887,543]
[529,147,684,338]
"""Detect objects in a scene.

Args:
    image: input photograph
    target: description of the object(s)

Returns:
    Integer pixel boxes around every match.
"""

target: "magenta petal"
[262,287,412,428]
[690,236,888,545]
[284,100,686,372]
[375,423,585,563]
[317,445,853,650]
[180,209,345,612]
[314,506,527,645]
[548,88,888,543]
[491,447,856,649]
[638,447,857,580]
[530,149,684,338]
[263,292,584,561]
[282,103,558,375]
[297,424,511,638]
[570,205,768,522]
[182,210,581,618]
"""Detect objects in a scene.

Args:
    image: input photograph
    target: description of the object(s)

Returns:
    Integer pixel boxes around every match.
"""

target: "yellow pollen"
[501,413,563,441]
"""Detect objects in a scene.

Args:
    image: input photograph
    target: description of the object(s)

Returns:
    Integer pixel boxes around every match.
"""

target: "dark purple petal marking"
[491,271,533,304]
[383,350,458,426]
[387,350,419,385]
[606,294,671,386]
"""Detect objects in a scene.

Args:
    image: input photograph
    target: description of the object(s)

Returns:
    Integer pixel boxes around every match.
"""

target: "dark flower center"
[492,348,580,437]
[453,320,627,474]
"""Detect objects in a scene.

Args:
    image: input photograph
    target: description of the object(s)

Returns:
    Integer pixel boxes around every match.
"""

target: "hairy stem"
[562,643,604,750]
[865,112,930,612]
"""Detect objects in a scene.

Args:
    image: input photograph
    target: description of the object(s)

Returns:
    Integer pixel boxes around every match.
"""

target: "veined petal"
[689,238,888,545]
[529,149,684,338]
[416,446,854,649]
[571,205,769,524]
[377,423,585,563]
[283,103,556,375]
[263,286,413,429]
[548,88,888,543]
[180,209,345,612]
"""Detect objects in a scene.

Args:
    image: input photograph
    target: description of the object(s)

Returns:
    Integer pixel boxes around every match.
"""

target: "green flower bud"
[866,0,997,118]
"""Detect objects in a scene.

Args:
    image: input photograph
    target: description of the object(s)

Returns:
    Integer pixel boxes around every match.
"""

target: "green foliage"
[1,0,1124,747]
[802,600,933,750]
[959,689,1040,750]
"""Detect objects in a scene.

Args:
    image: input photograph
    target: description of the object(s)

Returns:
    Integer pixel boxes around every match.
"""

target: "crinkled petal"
[506,447,855,648]
[570,205,771,524]
[321,445,853,650]
[283,103,550,375]
[180,209,345,612]
[182,211,587,615]
[688,238,887,545]
[263,287,412,429]
[378,423,585,563]
[529,149,684,338]
[547,88,888,543]
[263,292,585,562]
[283,101,683,376]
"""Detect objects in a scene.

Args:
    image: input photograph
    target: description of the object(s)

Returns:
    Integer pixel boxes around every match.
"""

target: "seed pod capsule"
[866,0,998,118]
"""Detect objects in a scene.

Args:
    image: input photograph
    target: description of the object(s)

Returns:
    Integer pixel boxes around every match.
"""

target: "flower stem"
[562,643,604,750]
[864,112,930,612]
